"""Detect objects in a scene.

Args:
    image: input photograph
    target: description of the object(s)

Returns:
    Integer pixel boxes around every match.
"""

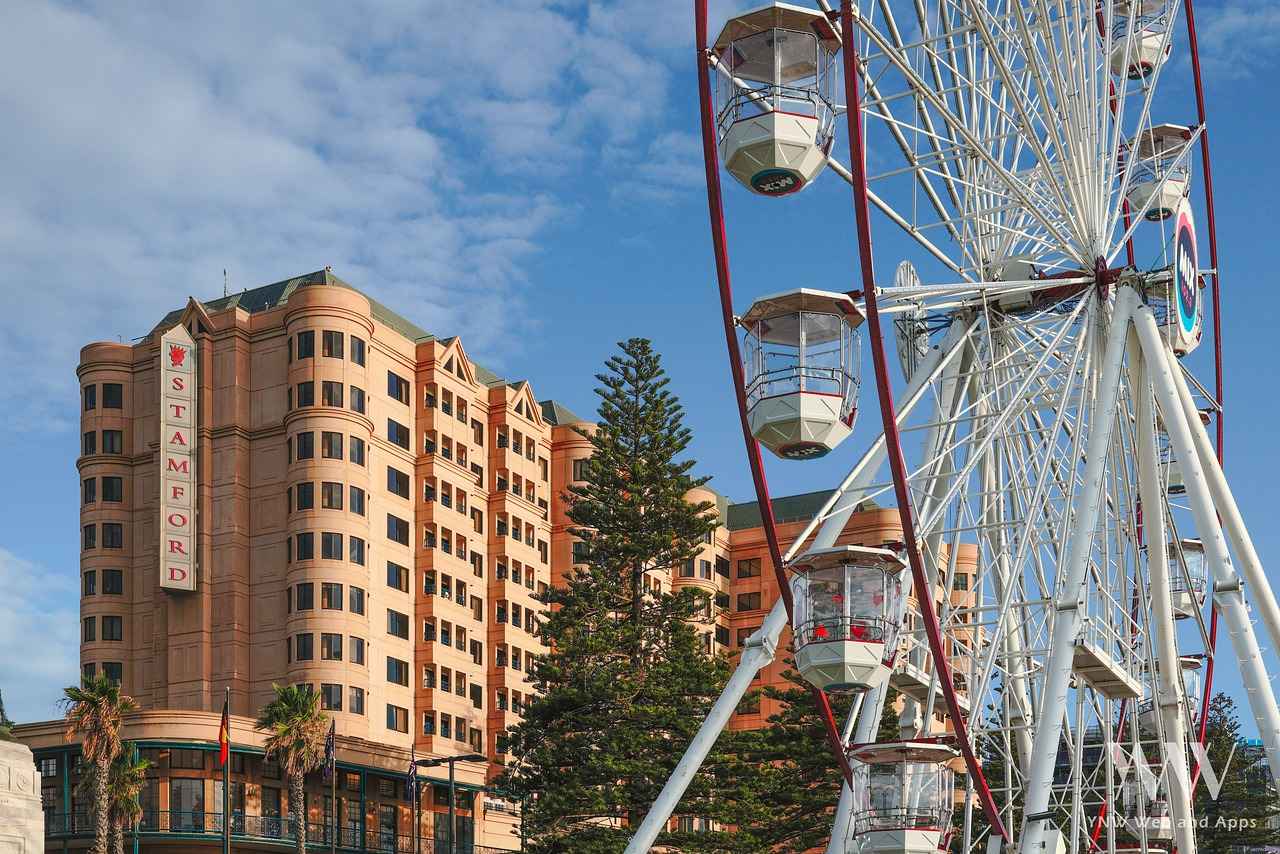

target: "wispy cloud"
[1193,0,1280,78]
[0,547,79,724]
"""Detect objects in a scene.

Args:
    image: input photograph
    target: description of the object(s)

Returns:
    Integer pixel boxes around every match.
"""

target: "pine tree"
[497,338,761,853]
[1194,693,1280,854]
[738,665,858,852]
[0,688,14,741]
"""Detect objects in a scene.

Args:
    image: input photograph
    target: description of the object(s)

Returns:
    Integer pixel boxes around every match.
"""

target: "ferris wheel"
[624,2,1280,854]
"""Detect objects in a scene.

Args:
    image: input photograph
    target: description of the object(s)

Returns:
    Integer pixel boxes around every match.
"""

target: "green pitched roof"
[539,399,586,426]
[725,490,879,531]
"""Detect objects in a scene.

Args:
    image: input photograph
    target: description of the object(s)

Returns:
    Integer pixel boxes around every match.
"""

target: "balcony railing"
[44,811,510,853]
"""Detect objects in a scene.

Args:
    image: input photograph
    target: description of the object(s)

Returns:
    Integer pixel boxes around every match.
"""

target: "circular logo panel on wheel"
[1173,198,1199,338]
[751,168,804,196]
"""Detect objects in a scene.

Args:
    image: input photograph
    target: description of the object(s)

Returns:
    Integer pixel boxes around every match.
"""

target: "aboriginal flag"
[217,694,230,768]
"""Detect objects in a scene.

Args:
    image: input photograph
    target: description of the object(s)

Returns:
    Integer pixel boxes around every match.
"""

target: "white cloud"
[0,0,696,433]
[1193,0,1280,78]
[0,548,79,724]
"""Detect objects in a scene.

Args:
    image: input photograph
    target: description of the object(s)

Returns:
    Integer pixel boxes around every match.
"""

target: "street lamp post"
[415,753,485,854]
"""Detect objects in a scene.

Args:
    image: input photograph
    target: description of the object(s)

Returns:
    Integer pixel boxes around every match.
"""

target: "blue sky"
[1,0,1279,728]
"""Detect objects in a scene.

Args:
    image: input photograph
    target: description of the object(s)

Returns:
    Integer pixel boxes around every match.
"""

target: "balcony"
[44,810,509,853]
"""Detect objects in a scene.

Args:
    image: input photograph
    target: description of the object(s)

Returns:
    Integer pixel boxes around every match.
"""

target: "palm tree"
[255,684,327,854]
[62,674,137,854]
[107,743,152,854]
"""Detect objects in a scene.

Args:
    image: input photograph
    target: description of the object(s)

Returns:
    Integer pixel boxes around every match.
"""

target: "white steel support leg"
[1129,335,1196,854]
[624,599,789,853]
[1019,289,1137,854]
[1167,347,1280,667]
[1134,307,1280,783]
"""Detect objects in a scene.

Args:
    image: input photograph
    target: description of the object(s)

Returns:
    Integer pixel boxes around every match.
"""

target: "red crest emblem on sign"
[169,344,186,368]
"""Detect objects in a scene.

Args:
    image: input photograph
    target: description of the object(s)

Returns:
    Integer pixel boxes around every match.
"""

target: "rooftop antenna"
[223,269,228,297]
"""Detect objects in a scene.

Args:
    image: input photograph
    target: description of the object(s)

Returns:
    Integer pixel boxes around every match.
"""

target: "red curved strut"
[837,1,1008,840]
[693,0,855,788]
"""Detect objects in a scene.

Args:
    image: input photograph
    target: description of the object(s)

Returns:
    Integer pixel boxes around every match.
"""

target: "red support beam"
[837,2,1008,840]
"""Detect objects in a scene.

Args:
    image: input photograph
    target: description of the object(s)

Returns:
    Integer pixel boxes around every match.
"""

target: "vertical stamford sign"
[160,324,197,591]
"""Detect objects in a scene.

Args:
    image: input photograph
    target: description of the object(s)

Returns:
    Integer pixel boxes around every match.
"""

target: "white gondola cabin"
[713,3,840,196]
[789,545,905,692]
[1126,124,1192,222]
[742,288,863,460]
[849,741,958,854]
[1139,655,1202,730]
[1109,1,1173,80]
[1169,538,1208,619]
[1120,781,1174,841]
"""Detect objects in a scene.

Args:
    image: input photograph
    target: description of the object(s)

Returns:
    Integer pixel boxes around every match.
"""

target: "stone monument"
[0,739,44,853]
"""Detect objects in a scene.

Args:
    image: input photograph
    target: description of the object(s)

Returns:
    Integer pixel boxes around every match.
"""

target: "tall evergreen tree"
[498,338,760,853]
[1193,693,1280,854]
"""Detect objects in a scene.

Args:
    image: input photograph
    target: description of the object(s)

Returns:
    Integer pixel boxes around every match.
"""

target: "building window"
[349,637,366,666]
[322,331,344,359]
[103,430,123,455]
[170,749,205,770]
[386,514,409,546]
[321,633,343,661]
[83,384,97,411]
[348,335,366,366]
[295,633,314,661]
[387,419,410,450]
[321,532,343,560]
[387,609,409,639]
[321,481,343,511]
[386,704,408,733]
[38,757,57,778]
[386,657,409,686]
[349,436,365,466]
[387,372,410,405]
[103,523,123,550]
[103,570,123,594]
[349,486,366,516]
[83,431,97,455]
[350,386,366,414]
[322,582,343,610]
[737,592,762,612]
[680,559,694,578]
[296,482,315,511]
[296,431,315,460]
[700,559,712,580]
[322,381,343,408]
[349,687,365,715]
[349,536,366,565]
[296,381,315,408]
[295,532,314,560]
[103,476,123,503]
[320,683,343,711]
[737,558,761,579]
[102,662,122,685]
[386,562,409,593]
[83,571,97,596]
[83,524,96,550]
[386,467,409,499]
[296,331,315,358]
[349,586,365,615]
[83,616,96,642]
[321,431,343,460]
[102,616,123,642]
[82,477,97,504]
[296,582,315,610]
[953,573,970,591]
[103,383,123,409]
[715,556,730,578]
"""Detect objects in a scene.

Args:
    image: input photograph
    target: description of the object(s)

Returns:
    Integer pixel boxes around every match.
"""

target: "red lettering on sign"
[169,484,185,501]
[169,403,187,419]
[167,566,189,582]
[166,458,189,475]
[167,512,188,528]
[171,376,185,392]
[169,429,187,447]
[168,539,187,556]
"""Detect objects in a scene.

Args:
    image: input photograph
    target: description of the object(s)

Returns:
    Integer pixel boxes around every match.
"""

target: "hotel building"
[15,269,969,852]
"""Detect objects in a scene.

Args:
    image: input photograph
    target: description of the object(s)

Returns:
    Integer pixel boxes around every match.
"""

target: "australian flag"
[323,719,336,781]
[406,746,418,801]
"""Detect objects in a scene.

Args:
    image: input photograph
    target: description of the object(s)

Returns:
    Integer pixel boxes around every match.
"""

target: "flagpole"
[331,763,337,854]
[222,686,230,854]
